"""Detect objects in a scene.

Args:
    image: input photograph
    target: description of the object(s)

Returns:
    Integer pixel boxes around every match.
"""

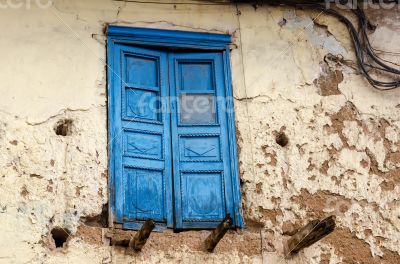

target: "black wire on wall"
[116,0,399,90]
[235,0,400,90]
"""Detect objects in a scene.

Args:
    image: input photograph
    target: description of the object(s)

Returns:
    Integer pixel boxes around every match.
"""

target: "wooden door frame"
[107,26,243,229]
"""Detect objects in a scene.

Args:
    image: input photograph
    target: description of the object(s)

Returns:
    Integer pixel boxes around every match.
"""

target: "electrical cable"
[118,0,400,90]
[254,0,400,90]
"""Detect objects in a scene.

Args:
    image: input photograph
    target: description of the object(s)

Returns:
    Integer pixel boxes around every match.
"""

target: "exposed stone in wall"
[235,4,400,263]
[0,108,108,262]
[314,64,344,96]
[325,228,400,264]
[0,1,399,263]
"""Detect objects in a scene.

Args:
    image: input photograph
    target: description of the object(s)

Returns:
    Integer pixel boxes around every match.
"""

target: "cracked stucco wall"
[0,1,399,263]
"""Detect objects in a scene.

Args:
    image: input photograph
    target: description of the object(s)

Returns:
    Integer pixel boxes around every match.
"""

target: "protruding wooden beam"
[204,214,233,252]
[129,219,155,251]
[285,216,336,257]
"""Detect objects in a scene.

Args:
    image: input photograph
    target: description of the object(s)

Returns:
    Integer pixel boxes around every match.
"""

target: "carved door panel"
[110,44,237,230]
[169,52,235,229]
[111,44,173,229]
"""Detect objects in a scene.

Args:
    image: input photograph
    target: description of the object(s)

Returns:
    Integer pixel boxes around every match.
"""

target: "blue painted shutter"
[169,52,236,229]
[111,44,173,229]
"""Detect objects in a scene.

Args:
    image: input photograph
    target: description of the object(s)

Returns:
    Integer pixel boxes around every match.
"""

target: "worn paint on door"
[108,26,242,230]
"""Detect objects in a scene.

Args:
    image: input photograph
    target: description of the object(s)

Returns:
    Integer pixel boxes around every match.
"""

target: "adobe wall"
[0,1,399,263]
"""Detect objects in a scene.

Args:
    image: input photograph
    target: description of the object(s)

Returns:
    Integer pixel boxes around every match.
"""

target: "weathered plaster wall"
[0,0,399,263]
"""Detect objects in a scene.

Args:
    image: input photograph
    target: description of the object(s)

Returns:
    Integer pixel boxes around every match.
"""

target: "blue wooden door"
[110,43,240,230]
[110,44,173,229]
[169,52,236,229]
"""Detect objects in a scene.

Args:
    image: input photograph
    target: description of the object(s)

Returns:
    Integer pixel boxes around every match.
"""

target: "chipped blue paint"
[108,26,243,230]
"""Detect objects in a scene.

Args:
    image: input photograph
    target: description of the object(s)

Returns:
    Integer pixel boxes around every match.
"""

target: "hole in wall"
[51,227,70,248]
[54,119,73,136]
[338,0,347,5]
[276,132,289,147]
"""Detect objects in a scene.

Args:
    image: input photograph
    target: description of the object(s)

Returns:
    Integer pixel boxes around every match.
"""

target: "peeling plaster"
[0,1,399,263]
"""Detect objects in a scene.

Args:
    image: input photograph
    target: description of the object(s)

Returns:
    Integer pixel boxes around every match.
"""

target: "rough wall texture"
[0,0,399,263]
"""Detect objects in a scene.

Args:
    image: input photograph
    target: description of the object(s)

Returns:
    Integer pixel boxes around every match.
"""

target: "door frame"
[107,26,243,228]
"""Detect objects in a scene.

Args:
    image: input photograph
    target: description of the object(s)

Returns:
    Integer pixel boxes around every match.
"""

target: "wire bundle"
[352,7,400,90]
[242,0,400,90]
[119,0,399,90]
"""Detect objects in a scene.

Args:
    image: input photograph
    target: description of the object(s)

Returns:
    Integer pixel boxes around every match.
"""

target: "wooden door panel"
[111,44,173,229]
[170,52,235,229]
